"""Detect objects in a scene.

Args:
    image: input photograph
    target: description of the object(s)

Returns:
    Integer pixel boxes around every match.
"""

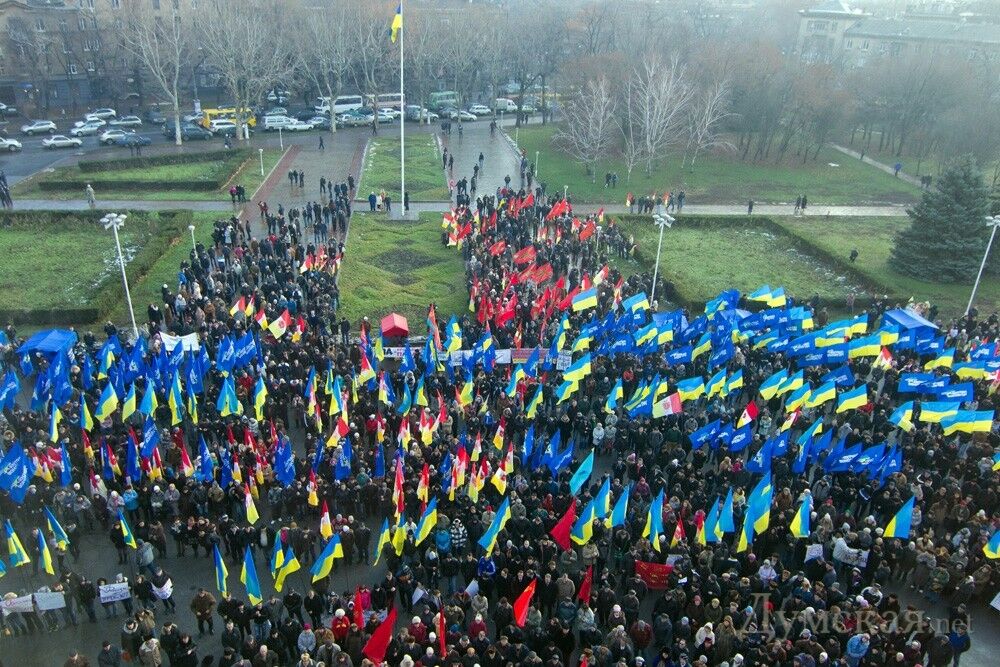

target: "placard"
[99,582,131,603]
[34,591,66,610]
[1,595,33,615]
[805,544,824,562]
[990,590,1000,612]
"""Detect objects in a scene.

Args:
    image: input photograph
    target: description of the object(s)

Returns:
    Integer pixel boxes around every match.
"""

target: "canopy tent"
[17,329,77,356]
[882,308,938,332]
[380,313,409,338]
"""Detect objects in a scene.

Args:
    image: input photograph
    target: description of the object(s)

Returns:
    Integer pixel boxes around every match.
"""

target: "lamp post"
[188,224,196,252]
[965,215,1000,317]
[101,213,138,340]
[563,184,568,200]
[650,213,675,307]
[535,150,539,179]
[258,148,264,176]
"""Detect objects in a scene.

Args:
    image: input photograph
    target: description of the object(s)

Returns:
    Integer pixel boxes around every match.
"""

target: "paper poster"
[1,595,34,615]
[805,544,824,562]
[99,582,131,603]
[34,591,66,610]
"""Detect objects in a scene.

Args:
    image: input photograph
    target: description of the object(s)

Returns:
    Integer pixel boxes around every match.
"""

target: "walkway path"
[829,143,924,188]
[405,201,908,218]
[12,198,233,211]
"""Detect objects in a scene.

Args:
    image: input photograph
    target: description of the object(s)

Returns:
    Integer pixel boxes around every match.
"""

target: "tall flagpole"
[399,0,405,217]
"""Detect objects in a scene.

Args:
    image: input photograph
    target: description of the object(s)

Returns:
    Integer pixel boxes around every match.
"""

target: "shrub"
[77,148,250,173]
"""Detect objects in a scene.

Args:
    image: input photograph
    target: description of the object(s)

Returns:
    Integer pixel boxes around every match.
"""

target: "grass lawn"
[359,134,448,202]
[13,148,284,201]
[518,124,921,206]
[110,212,220,324]
[617,218,863,307]
[774,216,1000,317]
[338,211,466,326]
[0,218,146,311]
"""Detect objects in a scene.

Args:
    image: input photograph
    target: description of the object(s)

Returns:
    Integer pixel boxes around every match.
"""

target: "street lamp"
[188,224,196,252]
[965,215,1000,316]
[650,213,675,307]
[258,148,264,176]
[563,184,568,200]
[101,213,138,340]
[535,150,540,180]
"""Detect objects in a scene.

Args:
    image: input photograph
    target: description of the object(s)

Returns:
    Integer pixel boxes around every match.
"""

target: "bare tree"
[6,17,57,115]
[345,1,392,109]
[553,77,616,181]
[627,56,694,176]
[683,78,733,170]
[198,0,294,141]
[294,4,351,134]
[618,78,643,185]
[120,8,188,145]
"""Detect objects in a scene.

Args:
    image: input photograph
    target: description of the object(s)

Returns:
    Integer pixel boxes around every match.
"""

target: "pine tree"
[891,157,992,282]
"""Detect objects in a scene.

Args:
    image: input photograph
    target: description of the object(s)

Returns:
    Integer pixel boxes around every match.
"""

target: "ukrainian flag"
[707,370,727,398]
[168,371,184,425]
[5,521,29,567]
[692,333,712,360]
[657,327,674,345]
[797,418,823,445]
[776,370,803,397]
[571,287,598,312]
[941,410,995,435]
[525,385,543,418]
[954,361,988,380]
[918,401,960,423]
[118,510,137,549]
[884,496,915,539]
[984,529,1000,559]
[570,500,596,545]
[241,546,263,604]
[563,354,592,382]
[924,348,955,370]
[703,500,720,543]
[677,376,706,402]
[95,382,119,422]
[610,484,630,528]
[890,401,915,431]
[187,387,199,425]
[806,381,836,409]
[213,545,229,595]
[555,379,579,403]
[572,332,594,352]
[993,451,1000,472]
[848,335,881,359]
[414,497,438,546]
[273,547,300,592]
[643,489,665,551]
[789,495,810,538]
[836,384,868,413]
[759,369,788,400]
[748,474,773,534]
[36,528,54,575]
[748,285,773,302]
[604,379,623,414]
[724,370,744,396]
[633,324,656,347]
[79,401,95,432]
[139,382,158,417]
[373,518,391,565]
[878,325,899,346]
[478,497,511,556]
[622,292,649,312]
[43,506,69,549]
[766,288,786,308]
[390,3,402,43]
[269,539,285,579]
[311,534,343,582]
[786,384,812,412]
[121,384,137,421]
[49,406,62,443]
[753,334,778,351]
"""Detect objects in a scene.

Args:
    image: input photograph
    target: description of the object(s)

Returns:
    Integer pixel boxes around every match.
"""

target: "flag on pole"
[390,4,402,43]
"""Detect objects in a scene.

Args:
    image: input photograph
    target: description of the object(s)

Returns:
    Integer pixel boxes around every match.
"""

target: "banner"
[159,332,201,352]
[805,544,824,562]
[634,560,674,589]
[33,591,66,610]
[99,582,131,603]
[1,595,33,615]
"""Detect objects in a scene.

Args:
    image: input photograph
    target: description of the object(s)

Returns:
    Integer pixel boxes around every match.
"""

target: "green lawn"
[0,219,145,311]
[13,148,284,201]
[338,212,466,326]
[518,124,921,206]
[110,212,220,324]
[359,134,448,201]
[617,218,862,306]
[774,216,1000,316]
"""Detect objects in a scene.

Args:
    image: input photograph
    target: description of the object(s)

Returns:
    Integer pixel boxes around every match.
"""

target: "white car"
[42,135,83,149]
[283,120,314,131]
[209,119,238,135]
[183,111,204,124]
[89,108,117,119]
[0,137,22,152]
[108,115,142,127]
[450,110,477,122]
[99,129,129,145]
[70,122,103,137]
[262,115,291,131]
[21,120,56,135]
[376,109,394,123]
[468,104,492,116]
[378,107,402,119]
[266,90,290,103]
[74,117,106,128]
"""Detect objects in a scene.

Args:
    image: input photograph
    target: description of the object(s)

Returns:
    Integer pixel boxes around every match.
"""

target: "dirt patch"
[375,247,438,285]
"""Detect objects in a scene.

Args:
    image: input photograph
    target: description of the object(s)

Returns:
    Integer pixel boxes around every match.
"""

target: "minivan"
[495,98,518,113]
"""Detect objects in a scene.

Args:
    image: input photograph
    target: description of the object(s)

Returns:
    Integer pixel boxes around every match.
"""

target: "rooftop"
[844,17,1000,45]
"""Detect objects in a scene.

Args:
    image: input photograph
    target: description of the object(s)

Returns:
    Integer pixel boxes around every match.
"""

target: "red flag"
[580,218,596,240]
[634,561,674,589]
[549,501,577,551]
[353,586,364,630]
[737,400,759,428]
[496,294,518,327]
[513,579,537,627]
[362,606,397,663]
[438,607,447,656]
[489,240,507,256]
[577,564,593,603]
[513,246,537,266]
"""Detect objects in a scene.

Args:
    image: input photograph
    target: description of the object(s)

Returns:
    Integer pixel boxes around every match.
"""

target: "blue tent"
[17,329,78,356]
[882,308,938,332]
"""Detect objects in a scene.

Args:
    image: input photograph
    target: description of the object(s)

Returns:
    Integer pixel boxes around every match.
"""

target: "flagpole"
[399,0,405,218]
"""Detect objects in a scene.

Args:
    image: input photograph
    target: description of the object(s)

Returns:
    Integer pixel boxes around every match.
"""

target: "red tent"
[380,313,409,338]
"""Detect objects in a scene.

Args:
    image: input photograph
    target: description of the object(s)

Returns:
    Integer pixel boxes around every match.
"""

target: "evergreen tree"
[891,157,991,283]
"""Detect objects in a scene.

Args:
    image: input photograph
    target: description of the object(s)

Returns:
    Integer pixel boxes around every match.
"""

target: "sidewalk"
[12,199,232,211]
[829,143,924,188]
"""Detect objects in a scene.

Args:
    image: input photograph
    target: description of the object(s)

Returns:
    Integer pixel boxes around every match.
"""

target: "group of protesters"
[0,140,997,667]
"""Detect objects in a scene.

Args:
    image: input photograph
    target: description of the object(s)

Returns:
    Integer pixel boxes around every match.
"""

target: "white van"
[262,115,292,131]
[495,98,517,113]
[367,93,404,110]
[315,95,364,114]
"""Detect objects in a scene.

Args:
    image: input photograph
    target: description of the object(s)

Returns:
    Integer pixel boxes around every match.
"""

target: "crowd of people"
[0,137,998,667]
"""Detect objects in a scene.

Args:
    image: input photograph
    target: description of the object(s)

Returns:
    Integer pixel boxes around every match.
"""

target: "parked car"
[70,122,103,137]
[113,133,151,147]
[494,98,517,113]
[262,115,292,131]
[146,108,167,125]
[468,104,492,116]
[283,119,314,131]
[73,118,106,128]
[168,124,213,141]
[0,137,22,152]
[100,129,129,145]
[308,116,331,130]
[209,120,249,137]
[376,109,395,123]
[183,111,204,124]
[108,115,142,127]
[21,120,56,135]
[336,110,370,127]
[444,109,476,122]
[264,106,287,117]
[404,105,439,122]
[267,89,291,104]
[42,135,83,149]
[378,107,402,119]
[89,108,117,119]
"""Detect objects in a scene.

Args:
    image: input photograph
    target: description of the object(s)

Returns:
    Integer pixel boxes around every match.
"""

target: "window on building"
[861,40,870,51]
[59,19,68,32]
[86,60,95,71]
[845,39,853,49]
[153,0,160,9]
[0,62,6,76]
[35,18,45,32]
[172,0,179,9]
[111,0,120,8]
[83,39,90,51]
[69,63,78,74]
[79,17,87,31]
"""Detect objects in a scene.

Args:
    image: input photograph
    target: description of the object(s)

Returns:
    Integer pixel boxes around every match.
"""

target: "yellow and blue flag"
[373,518,391,566]
[213,544,228,596]
[49,405,62,443]
[610,483,630,528]
[95,382,119,422]
[121,384,137,421]
[759,369,788,401]
[806,381,836,409]
[118,510,137,549]
[984,530,1000,559]
[571,287,598,312]
[36,528,54,575]
[568,451,594,495]
[390,3,402,43]
[884,496,915,539]
[241,546,263,604]
[414,497,438,546]
[789,495,810,538]
[478,496,511,556]
[273,547,300,592]
[79,400,95,432]
[311,534,343,582]
[5,520,29,567]
[836,384,868,413]
[918,401,960,423]
[43,506,69,549]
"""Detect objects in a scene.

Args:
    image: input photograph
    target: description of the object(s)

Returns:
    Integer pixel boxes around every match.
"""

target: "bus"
[365,92,405,110]
[199,108,256,129]
[314,95,364,114]
[428,91,460,111]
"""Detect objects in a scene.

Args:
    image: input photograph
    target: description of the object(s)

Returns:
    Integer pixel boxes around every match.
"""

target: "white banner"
[34,591,66,611]
[1,595,33,615]
[159,332,201,352]
[99,582,131,603]
[805,544,824,562]
[152,579,173,600]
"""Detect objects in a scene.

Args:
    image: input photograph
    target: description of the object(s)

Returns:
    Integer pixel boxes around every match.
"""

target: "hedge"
[37,179,220,192]
[612,213,895,311]
[0,209,190,325]
[78,148,251,173]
